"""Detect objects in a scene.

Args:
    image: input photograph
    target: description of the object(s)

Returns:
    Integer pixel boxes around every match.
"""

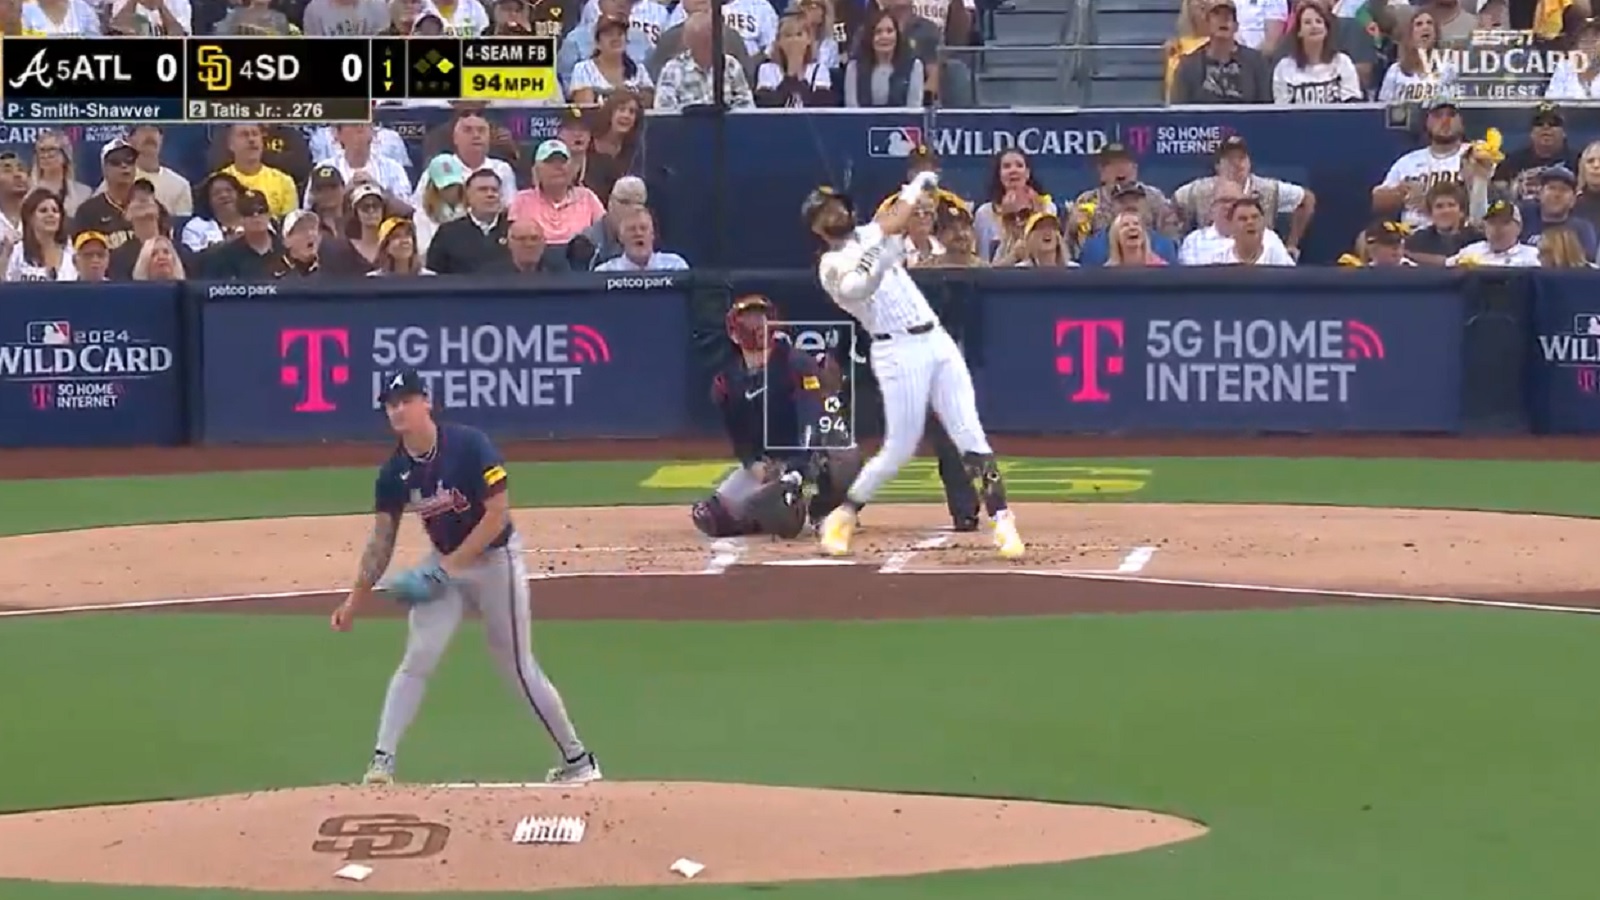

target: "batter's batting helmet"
[801,186,854,230]
[726,294,778,351]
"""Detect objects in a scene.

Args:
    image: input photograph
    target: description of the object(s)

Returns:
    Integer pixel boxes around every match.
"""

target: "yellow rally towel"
[1536,0,1572,39]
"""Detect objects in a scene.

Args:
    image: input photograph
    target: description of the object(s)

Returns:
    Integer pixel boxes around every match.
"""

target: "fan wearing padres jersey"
[1373,97,1475,230]
[665,0,775,55]
[805,180,1025,560]
[331,370,600,787]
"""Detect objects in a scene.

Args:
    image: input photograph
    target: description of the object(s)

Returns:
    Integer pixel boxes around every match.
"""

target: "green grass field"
[2,456,1597,899]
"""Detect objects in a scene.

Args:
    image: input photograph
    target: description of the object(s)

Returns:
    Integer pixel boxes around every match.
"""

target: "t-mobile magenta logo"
[279,328,350,412]
[1054,319,1125,403]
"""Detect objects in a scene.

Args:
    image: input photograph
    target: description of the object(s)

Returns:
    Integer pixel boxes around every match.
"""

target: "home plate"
[759,559,858,567]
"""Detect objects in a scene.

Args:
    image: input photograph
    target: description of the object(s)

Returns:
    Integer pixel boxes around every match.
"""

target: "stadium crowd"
[1,0,1598,275]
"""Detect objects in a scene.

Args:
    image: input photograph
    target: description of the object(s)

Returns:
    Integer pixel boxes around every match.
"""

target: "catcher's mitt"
[746,476,809,539]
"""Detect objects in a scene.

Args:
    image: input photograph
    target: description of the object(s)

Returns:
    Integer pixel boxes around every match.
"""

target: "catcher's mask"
[726,295,778,351]
[801,186,855,239]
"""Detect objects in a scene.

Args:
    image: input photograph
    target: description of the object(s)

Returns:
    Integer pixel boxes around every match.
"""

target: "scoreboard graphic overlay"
[0,37,557,123]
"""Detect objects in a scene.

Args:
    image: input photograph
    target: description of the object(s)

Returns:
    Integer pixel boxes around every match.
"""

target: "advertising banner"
[0,284,183,447]
[200,282,691,443]
[1529,273,1600,433]
[976,272,1465,433]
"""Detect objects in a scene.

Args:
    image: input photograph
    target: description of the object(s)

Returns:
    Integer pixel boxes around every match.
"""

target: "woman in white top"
[1545,20,1600,99]
[182,172,247,253]
[754,13,834,107]
[369,217,435,276]
[29,130,92,217]
[1000,210,1075,267]
[1271,2,1362,104]
[18,0,100,34]
[132,236,186,281]
[973,147,1057,262]
[571,16,656,105]
[1379,11,1459,103]
[1234,0,1287,52]
[788,0,840,70]
[3,189,76,283]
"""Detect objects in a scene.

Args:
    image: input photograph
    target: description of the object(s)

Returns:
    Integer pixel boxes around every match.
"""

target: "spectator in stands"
[974,147,1054,261]
[3,189,73,282]
[132,236,185,281]
[876,147,969,216]
[1447,199,1542,266]
[1495,102,1581,201]
[1177,179,1292,263]
[656,12,757,109]
[72,232,111,282]
[312,123,412,204]
[420,111,518,201]
[207,123,314,194]
[1545,17,1600,97]
[572,173,645,268]
[872,0,950,100]
[1403,182,1482,264]
[371,217,434,275]
[1523,164,1599,256]
[310,119,412,175]
[218,125,299,218]
[0,151,24,253]
[1171,0,1273,104]
[932,203,983,267]
[19,0,100,34]
[562,0,658,86]
[415,0,489,34]
[509,139,605,244]
[843,8,924,107]
[1361,222,1418,266]
[489,218,565,274]
[1379,10,1459,102]
[595,207,689,269]
[274,210,323,277]
[1165,0,1213,102]
[29,130,90,217]
[199,191,281,279]
[183,172,247,253]
[1072,142,1167,234]
[215,0,296,33]
[427,168,510,273]
[555,108,593,186]
[1209,196,1296,264]
[110,192,194,280]
[584,91,642,203]
[107,0,190,34]
[790,0,841,70]
[302,0,390,33]
[342,184,391,270]
[1538,225,1595,266]
[572,16,657,105]
[648,0,752,84]
[381,0,418,33]
[1,0,19,32]
[115,125,193,217]
[1416,0,1477,47]
[306,165,348,239]
[1373,96,1469,229]
[905,196,945,266]
[414,9,447,31]
[756,13,836,107]
[1236,0,1287,51]
[1573,140,1600,229]
[413,155,466,255]
[1173,135,1312,256]
[666,0,776,56]
[1105,211,1170,267]
[998,211,1073,267]
[75,140,139,248]
[1078,184,1180,265]
[1272,1,1362,102]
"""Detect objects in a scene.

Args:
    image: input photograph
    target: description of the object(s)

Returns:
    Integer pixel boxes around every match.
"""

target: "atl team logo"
[277,325,613,413]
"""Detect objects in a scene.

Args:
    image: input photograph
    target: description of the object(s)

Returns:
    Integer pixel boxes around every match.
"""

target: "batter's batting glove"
[383,561,453,605]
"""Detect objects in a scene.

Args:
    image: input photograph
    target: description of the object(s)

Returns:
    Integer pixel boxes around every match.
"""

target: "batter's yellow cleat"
[993,512,1025,560]
[819,507,856,556]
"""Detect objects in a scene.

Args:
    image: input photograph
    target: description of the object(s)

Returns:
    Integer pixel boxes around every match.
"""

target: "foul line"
[879,533,951,574]
[1117,546,1158,574]
[702,539,745,575]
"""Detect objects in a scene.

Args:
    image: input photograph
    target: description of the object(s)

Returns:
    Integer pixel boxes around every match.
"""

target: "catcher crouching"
[691,295,862,539]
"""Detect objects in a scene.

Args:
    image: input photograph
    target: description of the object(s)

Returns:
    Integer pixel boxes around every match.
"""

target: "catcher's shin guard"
[691,496,749,538]
[962,452,1009,517]
[746,480,809,540]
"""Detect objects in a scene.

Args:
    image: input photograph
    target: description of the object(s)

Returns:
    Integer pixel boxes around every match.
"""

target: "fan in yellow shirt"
[218,124,299,218]
[875,145,973,217]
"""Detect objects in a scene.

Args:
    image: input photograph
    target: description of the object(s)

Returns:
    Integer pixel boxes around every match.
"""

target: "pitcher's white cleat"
[993,511,1025,560]
[819,507,856,556]
[362,750,396,786]
[547,752,603,784]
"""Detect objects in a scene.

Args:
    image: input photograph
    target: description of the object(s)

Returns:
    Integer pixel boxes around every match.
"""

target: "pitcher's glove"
[382,561,453,605]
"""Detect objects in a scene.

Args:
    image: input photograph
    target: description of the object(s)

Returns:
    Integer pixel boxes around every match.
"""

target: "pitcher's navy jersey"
[713,346,833,466]
[374,423,514,556]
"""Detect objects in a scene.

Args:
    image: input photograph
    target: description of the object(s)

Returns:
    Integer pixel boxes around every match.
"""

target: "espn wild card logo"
[1421,29,1590,100]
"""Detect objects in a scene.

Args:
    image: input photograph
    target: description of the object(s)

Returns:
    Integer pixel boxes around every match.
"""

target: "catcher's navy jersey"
[374,423,513,556]
[713,346,832,466]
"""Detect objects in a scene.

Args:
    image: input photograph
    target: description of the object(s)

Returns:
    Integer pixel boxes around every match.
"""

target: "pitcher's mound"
[0,781,1205,892]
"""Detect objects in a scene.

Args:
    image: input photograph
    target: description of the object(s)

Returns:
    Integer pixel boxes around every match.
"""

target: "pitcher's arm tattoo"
[354,513,401,590]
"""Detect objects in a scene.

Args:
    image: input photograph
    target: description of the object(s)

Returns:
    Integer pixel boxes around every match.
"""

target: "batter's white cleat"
[547,752,603,784]
[993,511,1025,560]
[362,750,396,786]
[818,507,856,556]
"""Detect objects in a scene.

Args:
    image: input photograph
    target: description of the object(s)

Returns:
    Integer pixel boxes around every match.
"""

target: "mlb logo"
[868,127,923,159]
[26,321,72,345]
[1574,314,1600,336]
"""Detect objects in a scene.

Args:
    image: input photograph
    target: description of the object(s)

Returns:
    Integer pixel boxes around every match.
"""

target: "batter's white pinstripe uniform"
[819,223,994,504]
